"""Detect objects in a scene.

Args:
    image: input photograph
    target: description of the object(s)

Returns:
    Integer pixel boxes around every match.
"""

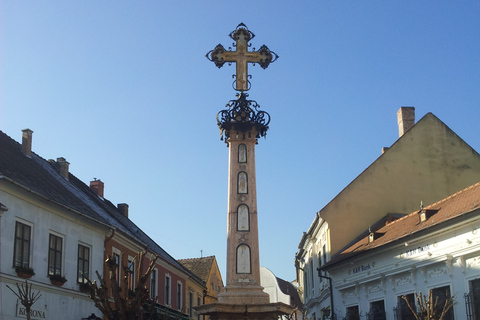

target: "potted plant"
[49,274,67,286]
[15,266,35,279]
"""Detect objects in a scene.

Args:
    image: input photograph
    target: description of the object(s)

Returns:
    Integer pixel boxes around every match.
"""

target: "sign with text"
[16,303,47,319]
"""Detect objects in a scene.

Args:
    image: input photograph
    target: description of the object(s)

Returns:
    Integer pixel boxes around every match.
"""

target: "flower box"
[15,266,35,278]
[49,274,67,286]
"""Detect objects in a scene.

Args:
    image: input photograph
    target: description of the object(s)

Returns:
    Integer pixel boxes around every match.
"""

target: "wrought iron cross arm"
[206,45,278,69]
[206,44,228,68]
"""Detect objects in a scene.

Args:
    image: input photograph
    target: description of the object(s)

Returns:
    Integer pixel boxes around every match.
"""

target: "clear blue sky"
[1,1,479,282]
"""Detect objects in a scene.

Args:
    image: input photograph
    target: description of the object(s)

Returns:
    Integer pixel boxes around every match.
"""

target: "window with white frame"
[431,286,454,320]
[310,260,315,293]
[177,281,183,310]
[197,296,201,320]
[127,256,135,291]
[165,274,171,306]
[48,233,63,276]
[77,244,90,284]
[189,291,194,318]
[150,269,158,300]
[112,247,121,285]
[14,221,32,268]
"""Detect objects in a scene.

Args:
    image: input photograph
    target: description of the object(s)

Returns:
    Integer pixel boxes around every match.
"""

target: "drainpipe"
[317,268,334,320]
[0,203,9,317]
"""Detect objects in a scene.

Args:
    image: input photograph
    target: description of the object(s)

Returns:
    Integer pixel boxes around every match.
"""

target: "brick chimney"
[21,129,33,157]
[90,179,104,198]
[57,157,70,180]
[397,107,415,137]
[118,203,129,218]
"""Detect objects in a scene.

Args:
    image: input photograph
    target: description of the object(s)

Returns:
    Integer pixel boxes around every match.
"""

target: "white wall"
[330,218,480,319]
[0,187,106,320]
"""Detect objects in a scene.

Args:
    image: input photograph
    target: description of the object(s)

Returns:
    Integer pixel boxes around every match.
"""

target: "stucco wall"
[0,185,105,320]
[322,114,480,255]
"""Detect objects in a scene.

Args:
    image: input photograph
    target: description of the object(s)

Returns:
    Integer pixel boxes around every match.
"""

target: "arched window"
[238,144,247,163]
[237,204,249,231]
[237,172,248,194]
[236,244,251,274]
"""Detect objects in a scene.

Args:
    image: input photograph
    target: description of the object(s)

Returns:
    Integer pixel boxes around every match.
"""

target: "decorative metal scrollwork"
[216,92,270,142]
[206,23,278,92]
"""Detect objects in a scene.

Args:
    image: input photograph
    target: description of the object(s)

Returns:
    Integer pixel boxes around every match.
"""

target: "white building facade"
[295,214,332,320]
[0,130,108,320]
[323,183,480,320]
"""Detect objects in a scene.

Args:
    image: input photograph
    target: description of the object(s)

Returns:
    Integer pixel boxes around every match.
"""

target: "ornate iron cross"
[206,23,278,91]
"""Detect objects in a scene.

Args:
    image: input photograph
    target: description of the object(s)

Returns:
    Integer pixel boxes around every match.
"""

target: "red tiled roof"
[179,256,215,283]
[325,181,480,268]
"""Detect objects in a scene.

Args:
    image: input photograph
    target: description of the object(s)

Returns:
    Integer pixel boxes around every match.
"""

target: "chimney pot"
[90,179,104,198]
[57,157,70,180]
[397,107,415,137]
[21,129,33,157]
[118,203,129,218]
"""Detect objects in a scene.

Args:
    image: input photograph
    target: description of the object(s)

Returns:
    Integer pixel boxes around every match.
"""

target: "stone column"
[220,128,269,304]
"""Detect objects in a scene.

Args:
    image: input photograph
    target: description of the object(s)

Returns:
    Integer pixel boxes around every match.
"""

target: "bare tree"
[402,290,456,320]
[6,280,42,320]
[84,251,158,320]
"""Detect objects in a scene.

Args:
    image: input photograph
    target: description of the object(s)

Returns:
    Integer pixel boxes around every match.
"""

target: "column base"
[195,302,295,320]
[218,285,270,305]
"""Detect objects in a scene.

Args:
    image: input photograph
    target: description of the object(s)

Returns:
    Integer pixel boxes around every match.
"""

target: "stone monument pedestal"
[195,302,295,320]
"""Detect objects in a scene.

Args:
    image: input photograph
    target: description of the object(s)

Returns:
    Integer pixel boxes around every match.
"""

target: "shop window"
[431,286,454,320]
[345,306,359,320]
[367,300,386,320]
[465,278,480,320]
[394,294,416,320]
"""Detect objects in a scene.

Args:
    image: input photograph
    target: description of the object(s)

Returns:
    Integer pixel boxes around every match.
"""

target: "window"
[127,256,135,291]
[48,234,63,276]
[309,259,315,297]
[189,291,194,318]
[394,294,416,320]
[197,296,201,320]
[466,278,480,320]
[303,268,309,298]
[431,286,454,320]
[345,306,360,320]
[367,300,386,320]
[165,275,171,306]
[14,222,31,268]
[77,244,90,283]
[177,282,183,310]
[318,251,322,282]
[112,248,121,284]
[150,269,157,300]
